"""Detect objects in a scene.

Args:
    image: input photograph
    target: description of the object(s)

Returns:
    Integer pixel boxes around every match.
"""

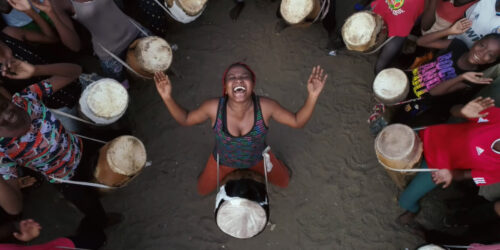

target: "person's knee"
[398,191,419,212]
[493,201,500,217]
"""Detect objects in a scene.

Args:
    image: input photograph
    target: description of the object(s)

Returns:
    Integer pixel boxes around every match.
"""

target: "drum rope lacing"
[312,0,331,23]
[97,42,142,77]
[377,158,438,173]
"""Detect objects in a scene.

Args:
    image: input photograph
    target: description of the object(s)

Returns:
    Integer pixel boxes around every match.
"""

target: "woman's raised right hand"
[448,18,472,35]
[154,72,172,100]
[461,72,493,84]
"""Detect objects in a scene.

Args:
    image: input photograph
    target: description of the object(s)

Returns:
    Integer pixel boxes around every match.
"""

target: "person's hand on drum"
[2,59,35,79]
[307,65,328,98]
[460,72,493,85]
[17,176,36,189]
[461,96,495,118]
[432,169,453,188]
[154,72,172,100]
[13,219,42,242]
[448,18,472,35]
[6,0,32,12]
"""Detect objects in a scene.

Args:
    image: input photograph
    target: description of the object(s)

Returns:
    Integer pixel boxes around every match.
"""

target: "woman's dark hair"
[0,0,12,14]
[480,33,500,42]
[221,62,256,94]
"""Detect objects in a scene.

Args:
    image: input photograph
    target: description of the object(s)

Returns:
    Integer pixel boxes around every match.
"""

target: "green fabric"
[398,160,438,213]
[19,11,52,32]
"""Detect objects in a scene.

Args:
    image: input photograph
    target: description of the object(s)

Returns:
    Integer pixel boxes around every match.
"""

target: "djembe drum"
[375,124,423,189]
[164,0,208,23]
[342,11,387,52]
[214,169,269,239]
[126,36,173,79]
[79,78,129,125]
[94,135,147,188]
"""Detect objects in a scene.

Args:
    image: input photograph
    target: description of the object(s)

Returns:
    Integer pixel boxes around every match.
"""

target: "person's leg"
[53,140,107,230]
[398,160,437,213]
[249,151,290,188]
[197,154,236,195]
[67,215,106,249]
[482,63,500,79]
[322,0,341,49]
[447,200,500,226]
[375,36,406,74]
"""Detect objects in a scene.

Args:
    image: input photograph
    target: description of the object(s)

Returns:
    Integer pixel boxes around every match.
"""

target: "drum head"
[417,245,446,250]
[375,124,416,161]
[86,79,128,119]
[280,0,314,24]
[216,198,268,239]
[107,136,147,176]
[342,11,380,51]
[373,68,409,104]
[175,0,208,16]
[134,36,173,74]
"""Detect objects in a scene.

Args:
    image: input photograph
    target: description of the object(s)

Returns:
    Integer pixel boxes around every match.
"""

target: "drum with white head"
[373,68,409,104]
[126,36,173,79]
[164,0,208,23]
[417,245,446,250]
[214,170,269,239]
[79,78,129,125]
[94,135,147,188]
[280,0,323,25]
[342,11,387,52]
[375,123,423,172]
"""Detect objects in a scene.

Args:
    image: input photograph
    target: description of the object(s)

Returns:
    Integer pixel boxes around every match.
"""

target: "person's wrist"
[23,8,36,15]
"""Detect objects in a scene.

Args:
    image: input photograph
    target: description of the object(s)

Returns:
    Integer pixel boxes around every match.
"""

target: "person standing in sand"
[154,63,327,195]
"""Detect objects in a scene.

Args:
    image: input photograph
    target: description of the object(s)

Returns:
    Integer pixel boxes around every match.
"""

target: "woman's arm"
[3,60,81,91]
[3,0,58,43]
[417,18,472,49]
[154,72,216,126]
[0,178,22,216]
[263,66,327,128]
[421,0,439,32]
[428,72,492,96]
[32,0,81,51]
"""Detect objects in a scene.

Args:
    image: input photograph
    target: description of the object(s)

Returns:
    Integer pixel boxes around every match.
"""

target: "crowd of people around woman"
[0,0,495,249]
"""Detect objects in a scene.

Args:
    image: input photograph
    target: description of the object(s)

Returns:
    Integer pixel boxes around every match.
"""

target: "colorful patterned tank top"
[213,95,268,169]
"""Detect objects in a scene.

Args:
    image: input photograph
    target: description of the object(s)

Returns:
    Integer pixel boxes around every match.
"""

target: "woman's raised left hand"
[307,65,327,98]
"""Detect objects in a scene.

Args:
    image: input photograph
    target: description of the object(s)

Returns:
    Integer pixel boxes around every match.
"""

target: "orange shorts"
[197,151,290,195]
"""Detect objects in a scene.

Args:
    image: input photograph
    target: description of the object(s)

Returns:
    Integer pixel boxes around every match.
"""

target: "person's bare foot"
[396,211,417,226]
[396,211,425,238]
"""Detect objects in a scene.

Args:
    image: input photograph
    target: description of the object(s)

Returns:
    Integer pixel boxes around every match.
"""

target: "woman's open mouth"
[233,86,246,96]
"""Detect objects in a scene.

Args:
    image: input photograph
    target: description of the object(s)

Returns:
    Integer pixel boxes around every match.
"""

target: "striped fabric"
[213,95,268,169]
[0,82,82,180]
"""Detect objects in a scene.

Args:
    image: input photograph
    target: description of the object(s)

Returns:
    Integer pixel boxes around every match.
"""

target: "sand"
[21,0,454,249]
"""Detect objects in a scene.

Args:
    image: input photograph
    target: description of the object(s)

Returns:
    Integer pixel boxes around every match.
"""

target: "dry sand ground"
[20,0,461,249]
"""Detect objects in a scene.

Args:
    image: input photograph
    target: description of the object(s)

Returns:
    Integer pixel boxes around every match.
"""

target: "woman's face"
[225,66,254,102]
[467,38,500,65]
[0,96,31,138]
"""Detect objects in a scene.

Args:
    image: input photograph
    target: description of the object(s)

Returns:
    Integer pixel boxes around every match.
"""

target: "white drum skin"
[280,0,314,24]
[164,0,208,23]
[373,68,409,104]
[79,78,129,125]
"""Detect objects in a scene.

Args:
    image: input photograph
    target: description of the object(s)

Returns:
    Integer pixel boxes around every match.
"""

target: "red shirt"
[419,107,500,186]
[436,0,477,23]
[372,0,425,37]
[0,237,75,250]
